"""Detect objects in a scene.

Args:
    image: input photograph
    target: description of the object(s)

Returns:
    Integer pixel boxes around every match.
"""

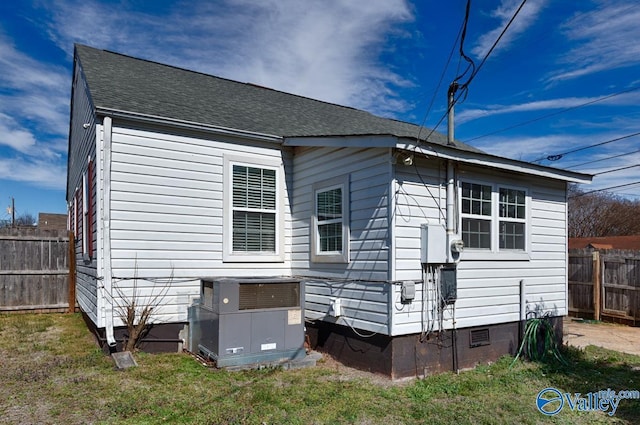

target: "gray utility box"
[189,277,306,367]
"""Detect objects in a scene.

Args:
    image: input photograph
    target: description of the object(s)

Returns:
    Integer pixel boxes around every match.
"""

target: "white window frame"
[459,180,530,261]
[311,175,350,264]
[223,154,284,262]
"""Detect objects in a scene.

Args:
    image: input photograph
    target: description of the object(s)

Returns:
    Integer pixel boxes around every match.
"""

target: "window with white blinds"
[223,155,283,262]
[232,165,276,252]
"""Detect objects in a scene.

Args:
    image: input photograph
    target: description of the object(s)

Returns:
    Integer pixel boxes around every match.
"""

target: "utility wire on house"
[415,18,465,143]
[463,85,640,144]
[458,0,528,95]
[530,131,640,163]
[419,0,528,146]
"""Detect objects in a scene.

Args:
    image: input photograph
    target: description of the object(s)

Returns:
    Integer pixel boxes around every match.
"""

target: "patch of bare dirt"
[315,354,413,387]
[563,317,640,356]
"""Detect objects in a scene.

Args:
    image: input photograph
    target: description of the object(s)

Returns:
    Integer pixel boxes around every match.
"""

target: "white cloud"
[471,134,581,161]
[0,34,69,152]
[548,1,640,82]
[471,0,546,59]
[457,90,640,124]
[42,0,415,116]
[0,156,66,190]
[0,113,37,153]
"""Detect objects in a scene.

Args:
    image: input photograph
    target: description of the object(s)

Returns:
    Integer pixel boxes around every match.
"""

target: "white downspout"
[102,116,116,348]
[446,83,457,263]
[446,161,455,262]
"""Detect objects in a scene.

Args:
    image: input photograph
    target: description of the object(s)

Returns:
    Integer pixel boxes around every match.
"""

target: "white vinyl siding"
[105,125,290,325]
[305,279,390,334]
[391,160,569,335]
[291,145,390,281]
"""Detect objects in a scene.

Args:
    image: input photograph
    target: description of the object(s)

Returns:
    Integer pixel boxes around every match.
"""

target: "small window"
[311,175,349,263]
[499,188,526,250]
[461,183,492,249]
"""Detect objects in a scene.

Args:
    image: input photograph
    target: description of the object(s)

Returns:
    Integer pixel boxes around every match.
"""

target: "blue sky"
[0,0,638,221]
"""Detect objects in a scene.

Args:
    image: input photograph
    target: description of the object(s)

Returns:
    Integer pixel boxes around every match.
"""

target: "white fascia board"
[95,107,283,144]
[283,134,397,148]
[397,140,593,184]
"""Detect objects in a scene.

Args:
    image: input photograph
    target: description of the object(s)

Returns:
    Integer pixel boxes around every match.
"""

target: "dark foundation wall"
[81,312,185,353]
[307,317,564,379]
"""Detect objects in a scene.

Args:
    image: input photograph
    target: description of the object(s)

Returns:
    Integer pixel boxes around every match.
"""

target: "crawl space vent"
[470,328,490,347]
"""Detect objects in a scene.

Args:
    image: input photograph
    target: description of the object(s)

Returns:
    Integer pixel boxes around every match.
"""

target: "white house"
[67,45,591,378]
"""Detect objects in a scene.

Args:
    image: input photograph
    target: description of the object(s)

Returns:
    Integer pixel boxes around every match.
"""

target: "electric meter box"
[421,222,447,264]
[189,277,306,367]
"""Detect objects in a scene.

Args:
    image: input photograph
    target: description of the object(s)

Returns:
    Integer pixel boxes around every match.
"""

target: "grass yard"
[1,313,640,424]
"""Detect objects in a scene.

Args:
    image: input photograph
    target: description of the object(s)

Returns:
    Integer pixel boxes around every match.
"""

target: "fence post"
[68,231,76,313]
[592,250,601,321]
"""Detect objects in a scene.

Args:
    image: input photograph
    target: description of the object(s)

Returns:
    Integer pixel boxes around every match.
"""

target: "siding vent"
[470,328,490,347]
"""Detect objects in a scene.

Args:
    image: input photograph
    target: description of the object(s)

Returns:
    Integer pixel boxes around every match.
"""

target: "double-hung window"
[311,175,349,263]
[460,181,528,256]
[224,155,283,262]
[498,188,526,250]
[461,183,492,249]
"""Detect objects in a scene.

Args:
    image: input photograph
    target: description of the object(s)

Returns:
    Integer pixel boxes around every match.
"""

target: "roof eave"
[95,107,284,143]
[397,140,593,184]
[283,134,398,148]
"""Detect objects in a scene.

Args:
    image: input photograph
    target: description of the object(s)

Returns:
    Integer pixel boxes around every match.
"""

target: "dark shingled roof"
[75,44,481,152]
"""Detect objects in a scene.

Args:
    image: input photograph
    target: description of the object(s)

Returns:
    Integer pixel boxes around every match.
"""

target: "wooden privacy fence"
[569,249,640,325]
[0,227,74,313]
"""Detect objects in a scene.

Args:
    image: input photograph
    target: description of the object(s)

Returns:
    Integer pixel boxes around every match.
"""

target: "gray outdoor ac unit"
[188,277,306,367]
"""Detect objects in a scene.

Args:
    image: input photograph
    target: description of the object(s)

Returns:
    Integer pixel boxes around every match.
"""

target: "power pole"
[11,197,15,227]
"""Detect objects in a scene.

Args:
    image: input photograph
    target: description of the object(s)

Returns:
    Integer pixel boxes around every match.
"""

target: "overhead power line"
[460,0,528,93]
[420,0,528,145]
[464,85,640,143]
[570,181,640,198]
[571,148,640,169]
[593,164,640,176]
[416,17,464,143]
[530,131,640,163]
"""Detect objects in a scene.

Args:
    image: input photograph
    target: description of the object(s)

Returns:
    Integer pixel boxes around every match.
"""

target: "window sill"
[310,252,349,264]
[223,253,285,263]
[461,250,530,261]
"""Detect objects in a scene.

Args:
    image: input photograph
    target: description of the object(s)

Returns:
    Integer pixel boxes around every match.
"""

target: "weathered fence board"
[568,249,640,325]
[0,227,71,312]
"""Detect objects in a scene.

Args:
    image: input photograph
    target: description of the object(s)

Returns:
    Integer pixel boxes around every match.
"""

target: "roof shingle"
[75,44,481,153]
